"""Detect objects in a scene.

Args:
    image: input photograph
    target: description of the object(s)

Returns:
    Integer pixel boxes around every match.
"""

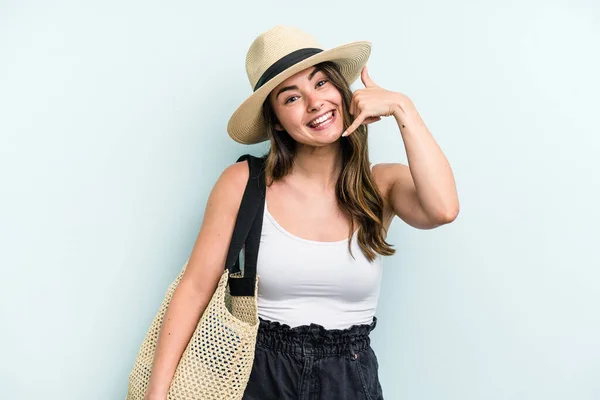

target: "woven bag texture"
[126,260,259,400]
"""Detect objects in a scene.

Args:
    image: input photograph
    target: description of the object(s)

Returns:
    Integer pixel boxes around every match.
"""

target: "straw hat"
[226,25,371,144]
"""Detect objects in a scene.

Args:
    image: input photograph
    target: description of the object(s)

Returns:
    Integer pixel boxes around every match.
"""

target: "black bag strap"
[224,154,266,297]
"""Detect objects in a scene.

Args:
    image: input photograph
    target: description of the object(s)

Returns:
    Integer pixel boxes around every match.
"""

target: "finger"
[349,93,359,116]
[363,116,381,125]
[361,66,377,88]
[342,112,368,137]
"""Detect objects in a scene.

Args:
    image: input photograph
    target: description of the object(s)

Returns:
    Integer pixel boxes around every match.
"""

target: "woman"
[144,25,459,400]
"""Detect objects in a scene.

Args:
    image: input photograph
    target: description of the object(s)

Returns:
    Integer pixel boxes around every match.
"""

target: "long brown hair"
[261,61,395,261]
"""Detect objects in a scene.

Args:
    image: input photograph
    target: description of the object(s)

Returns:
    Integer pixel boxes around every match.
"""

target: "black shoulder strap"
[224,154,266,297]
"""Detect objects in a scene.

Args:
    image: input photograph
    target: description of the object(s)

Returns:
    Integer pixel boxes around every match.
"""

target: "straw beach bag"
[126,154,266,400]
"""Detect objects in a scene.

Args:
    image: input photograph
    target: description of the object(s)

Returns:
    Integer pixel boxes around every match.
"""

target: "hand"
[342,66,408,137]
[144,391,167,400]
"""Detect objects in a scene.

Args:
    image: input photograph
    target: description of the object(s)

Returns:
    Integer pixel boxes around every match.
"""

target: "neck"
[290,143,342,192]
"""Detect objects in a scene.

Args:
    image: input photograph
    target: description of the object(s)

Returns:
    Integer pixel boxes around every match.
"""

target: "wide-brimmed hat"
[226,25,371,144]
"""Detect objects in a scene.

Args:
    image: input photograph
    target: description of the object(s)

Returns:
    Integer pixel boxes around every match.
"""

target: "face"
[268,66,344,146]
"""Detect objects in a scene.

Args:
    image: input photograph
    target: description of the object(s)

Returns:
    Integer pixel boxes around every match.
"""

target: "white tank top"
[255,176,383,330]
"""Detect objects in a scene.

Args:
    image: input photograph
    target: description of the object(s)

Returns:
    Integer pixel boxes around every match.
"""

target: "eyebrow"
[275,67,322,100]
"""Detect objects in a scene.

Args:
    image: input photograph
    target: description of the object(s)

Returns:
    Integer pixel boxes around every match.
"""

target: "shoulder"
[208,160,250,209]
[370,162,410,193]
[219,159,250,188]
[370,162,412,225]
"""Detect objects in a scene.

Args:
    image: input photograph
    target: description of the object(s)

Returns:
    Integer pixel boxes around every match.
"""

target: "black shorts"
[242,317,383,400]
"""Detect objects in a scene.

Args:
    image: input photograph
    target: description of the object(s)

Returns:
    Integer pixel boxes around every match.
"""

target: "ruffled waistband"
[255,317,377,357]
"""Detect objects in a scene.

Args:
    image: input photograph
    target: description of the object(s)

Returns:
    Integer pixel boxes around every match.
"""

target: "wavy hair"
[261,61,395,261]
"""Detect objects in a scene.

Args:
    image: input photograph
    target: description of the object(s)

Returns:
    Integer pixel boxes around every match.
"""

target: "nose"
[306,92,323,112]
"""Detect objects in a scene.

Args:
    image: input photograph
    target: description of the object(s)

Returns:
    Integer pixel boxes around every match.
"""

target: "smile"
[307,110,335,130]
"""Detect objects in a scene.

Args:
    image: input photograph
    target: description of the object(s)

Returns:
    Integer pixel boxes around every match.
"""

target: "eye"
[285,95,299,104]
[316,80,328,88]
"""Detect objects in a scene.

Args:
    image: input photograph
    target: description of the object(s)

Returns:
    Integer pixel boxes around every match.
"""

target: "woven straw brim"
[227,41,371,145]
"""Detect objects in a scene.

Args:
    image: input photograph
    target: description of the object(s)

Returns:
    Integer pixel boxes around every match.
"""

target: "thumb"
[361,65,377,88]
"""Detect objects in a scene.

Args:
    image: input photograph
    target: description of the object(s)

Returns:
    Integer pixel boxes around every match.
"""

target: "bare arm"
[373,160,458,230]
[372,162,442,230]
[371,97,459,230]
[145,161,249,399]
[391,102,459,226]
[343,66,458,229]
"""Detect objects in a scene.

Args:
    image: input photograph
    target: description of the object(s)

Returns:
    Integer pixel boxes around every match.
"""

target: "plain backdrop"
[1,1,599,399]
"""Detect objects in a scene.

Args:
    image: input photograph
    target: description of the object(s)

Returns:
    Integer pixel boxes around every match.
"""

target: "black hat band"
[253,48,323,92]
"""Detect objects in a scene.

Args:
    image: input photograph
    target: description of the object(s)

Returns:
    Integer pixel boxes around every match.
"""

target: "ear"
[274,122,284,131]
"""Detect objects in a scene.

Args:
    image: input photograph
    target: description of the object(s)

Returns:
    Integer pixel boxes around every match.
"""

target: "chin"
[307,131,343,146]
[310,124,345,144]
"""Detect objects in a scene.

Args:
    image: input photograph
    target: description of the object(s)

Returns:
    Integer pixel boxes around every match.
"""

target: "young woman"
[144,25,459,400]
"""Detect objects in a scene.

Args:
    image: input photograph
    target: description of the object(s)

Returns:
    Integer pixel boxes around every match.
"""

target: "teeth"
[309,111,333,127]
